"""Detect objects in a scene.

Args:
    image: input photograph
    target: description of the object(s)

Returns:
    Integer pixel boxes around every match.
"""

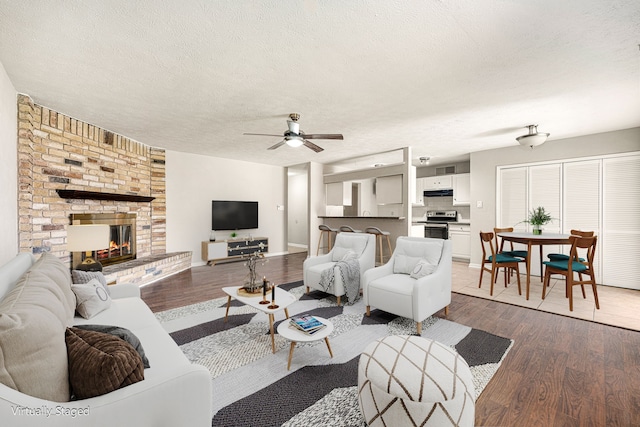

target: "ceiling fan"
[243,113,344,152]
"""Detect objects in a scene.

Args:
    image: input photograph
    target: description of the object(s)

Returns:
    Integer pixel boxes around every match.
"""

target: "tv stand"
[201,237,268,266]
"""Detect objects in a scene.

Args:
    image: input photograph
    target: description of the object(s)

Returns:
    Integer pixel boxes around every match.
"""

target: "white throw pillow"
[340,250,357,262]
[72,278,112,319]
[410,258,437,279]
[331,235,368,261]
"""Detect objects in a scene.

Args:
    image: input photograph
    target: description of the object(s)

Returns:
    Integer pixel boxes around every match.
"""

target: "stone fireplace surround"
[17,94,191,285]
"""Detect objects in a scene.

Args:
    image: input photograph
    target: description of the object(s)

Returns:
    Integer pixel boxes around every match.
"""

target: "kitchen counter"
[319,216,405,220]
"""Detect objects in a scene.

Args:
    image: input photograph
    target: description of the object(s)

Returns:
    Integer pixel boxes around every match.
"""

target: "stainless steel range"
[424,210,457,239]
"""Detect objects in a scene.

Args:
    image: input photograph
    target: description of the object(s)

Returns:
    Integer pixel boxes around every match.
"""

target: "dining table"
[497,232,571,300]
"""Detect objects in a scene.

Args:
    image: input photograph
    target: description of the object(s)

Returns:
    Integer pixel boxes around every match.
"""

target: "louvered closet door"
[563,160,601,283]
[603,155,640,289]
[498,167,527,230]
[529,164,561,276]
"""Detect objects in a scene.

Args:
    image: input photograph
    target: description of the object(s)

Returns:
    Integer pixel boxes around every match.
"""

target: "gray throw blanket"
[319,258,361,305]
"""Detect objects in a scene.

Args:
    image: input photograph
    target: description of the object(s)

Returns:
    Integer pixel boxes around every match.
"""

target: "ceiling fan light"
[285,137,303,148]
[516,125,549,149]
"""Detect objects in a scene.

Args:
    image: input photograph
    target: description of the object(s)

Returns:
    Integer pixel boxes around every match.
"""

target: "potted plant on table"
[524,206,553,235]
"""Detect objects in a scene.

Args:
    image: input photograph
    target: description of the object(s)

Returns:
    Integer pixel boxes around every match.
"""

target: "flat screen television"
[212,200,258,230]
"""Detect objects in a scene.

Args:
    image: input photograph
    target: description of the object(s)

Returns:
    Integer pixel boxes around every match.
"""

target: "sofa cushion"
[73,324,150,368]
[393,239,444,274]
[72,278,112,319]
[66,327,144,399]
[0,253,75,402]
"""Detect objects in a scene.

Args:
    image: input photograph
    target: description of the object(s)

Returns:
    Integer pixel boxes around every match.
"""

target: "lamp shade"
[67,224,110,252]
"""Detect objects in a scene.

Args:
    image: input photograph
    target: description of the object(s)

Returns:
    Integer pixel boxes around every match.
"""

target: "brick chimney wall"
[17,94,166,261]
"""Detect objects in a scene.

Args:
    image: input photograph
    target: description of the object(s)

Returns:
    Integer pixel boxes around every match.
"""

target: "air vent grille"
[436,165,456,175]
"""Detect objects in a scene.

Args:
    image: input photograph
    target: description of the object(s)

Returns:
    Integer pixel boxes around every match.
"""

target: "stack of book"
[289,315,326,335]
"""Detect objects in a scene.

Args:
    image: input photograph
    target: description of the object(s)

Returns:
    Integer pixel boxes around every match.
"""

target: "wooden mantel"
[56,189,155,203]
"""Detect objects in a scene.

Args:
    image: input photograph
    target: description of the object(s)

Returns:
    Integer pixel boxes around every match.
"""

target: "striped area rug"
[156,281,513,427]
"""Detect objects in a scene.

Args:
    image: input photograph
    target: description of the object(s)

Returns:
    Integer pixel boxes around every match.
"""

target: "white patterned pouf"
[358,335,475,427]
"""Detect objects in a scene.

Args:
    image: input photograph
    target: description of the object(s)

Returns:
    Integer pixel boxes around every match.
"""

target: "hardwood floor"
[141,253,640,426]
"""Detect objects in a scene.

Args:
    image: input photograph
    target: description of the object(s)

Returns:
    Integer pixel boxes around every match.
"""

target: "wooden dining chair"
[478,231,523,296]
[542,235,599,311]
[493,227,528,283]
[547,229,594,261]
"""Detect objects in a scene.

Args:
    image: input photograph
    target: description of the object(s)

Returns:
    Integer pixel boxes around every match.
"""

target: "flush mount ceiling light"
[516,124,550,149]
[419,156,430,165]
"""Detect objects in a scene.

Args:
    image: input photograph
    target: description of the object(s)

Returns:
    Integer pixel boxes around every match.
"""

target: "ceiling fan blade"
[244,133,284,137]
[267,140,286,150]
[302,133,344,140]
[303,139,324,153]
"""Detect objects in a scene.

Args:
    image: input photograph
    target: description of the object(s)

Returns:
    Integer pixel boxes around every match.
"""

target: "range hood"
[424,189,453,197]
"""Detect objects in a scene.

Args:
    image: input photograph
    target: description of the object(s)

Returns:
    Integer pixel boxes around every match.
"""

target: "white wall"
[0,60,17,265]
[469,127,640,266]
[165,150,287,266]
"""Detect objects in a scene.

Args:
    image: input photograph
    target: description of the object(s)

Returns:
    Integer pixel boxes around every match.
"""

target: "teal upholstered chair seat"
[488,253,523,263]
[547,253,585,262]
[502,249,528,259]
[542,259,588,272]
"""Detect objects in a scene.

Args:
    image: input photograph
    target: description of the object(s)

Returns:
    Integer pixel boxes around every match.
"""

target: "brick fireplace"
[16,94,191,284]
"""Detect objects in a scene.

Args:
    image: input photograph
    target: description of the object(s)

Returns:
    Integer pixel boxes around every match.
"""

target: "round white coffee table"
[277,316,334,370]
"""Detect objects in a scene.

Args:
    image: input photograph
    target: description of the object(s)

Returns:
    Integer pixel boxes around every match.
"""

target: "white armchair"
[363,237,452,334]
[303,232,375,305]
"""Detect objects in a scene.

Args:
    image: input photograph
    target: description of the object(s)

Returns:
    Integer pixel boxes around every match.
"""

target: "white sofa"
[303,232,376,305]
[0,253,212,426]
[363,237,452,334]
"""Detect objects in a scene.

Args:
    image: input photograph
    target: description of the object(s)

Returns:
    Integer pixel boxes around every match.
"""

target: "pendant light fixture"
[516,124,549,149]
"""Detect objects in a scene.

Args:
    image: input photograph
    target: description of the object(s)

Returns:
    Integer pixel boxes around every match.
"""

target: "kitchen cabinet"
[452,173,470,206]
[326,182,352,206]
[449,223,470,260]
[423,175,452,190]
[376,175,403,205]
[415,177,426,205]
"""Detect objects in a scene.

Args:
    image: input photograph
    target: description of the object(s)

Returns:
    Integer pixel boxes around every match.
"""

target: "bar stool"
[339,225,362,233]
[317,224,338,255]
[365,226,392,265]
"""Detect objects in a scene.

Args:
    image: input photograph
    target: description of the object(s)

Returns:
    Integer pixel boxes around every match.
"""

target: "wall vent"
[436,165,456,175]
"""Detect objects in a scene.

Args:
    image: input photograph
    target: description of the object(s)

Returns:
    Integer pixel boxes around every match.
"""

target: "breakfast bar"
[318,216,407,259]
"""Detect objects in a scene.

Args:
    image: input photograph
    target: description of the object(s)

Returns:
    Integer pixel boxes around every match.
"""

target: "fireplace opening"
[70,213,136,268]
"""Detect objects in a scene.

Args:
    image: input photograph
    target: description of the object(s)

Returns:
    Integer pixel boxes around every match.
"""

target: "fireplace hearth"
[70,213,136,268]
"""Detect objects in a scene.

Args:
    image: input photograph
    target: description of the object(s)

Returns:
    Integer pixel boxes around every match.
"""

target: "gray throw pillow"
[73,324,150,368]
[72,270,110,296]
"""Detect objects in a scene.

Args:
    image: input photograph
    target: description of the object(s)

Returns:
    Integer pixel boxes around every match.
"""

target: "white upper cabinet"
[423,175,452,190]
[452,173,470,206]
[415,177,426,205]
[376,174,403,205]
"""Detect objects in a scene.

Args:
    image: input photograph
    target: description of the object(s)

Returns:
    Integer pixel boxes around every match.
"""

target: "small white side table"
[222,285,297,353]
[276,316,334,370]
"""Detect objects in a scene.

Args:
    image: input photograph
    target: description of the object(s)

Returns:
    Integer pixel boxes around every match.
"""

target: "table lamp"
[67,224,110,271]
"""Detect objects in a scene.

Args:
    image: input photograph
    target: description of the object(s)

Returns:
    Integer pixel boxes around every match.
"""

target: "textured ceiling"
[1,0,638,168]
